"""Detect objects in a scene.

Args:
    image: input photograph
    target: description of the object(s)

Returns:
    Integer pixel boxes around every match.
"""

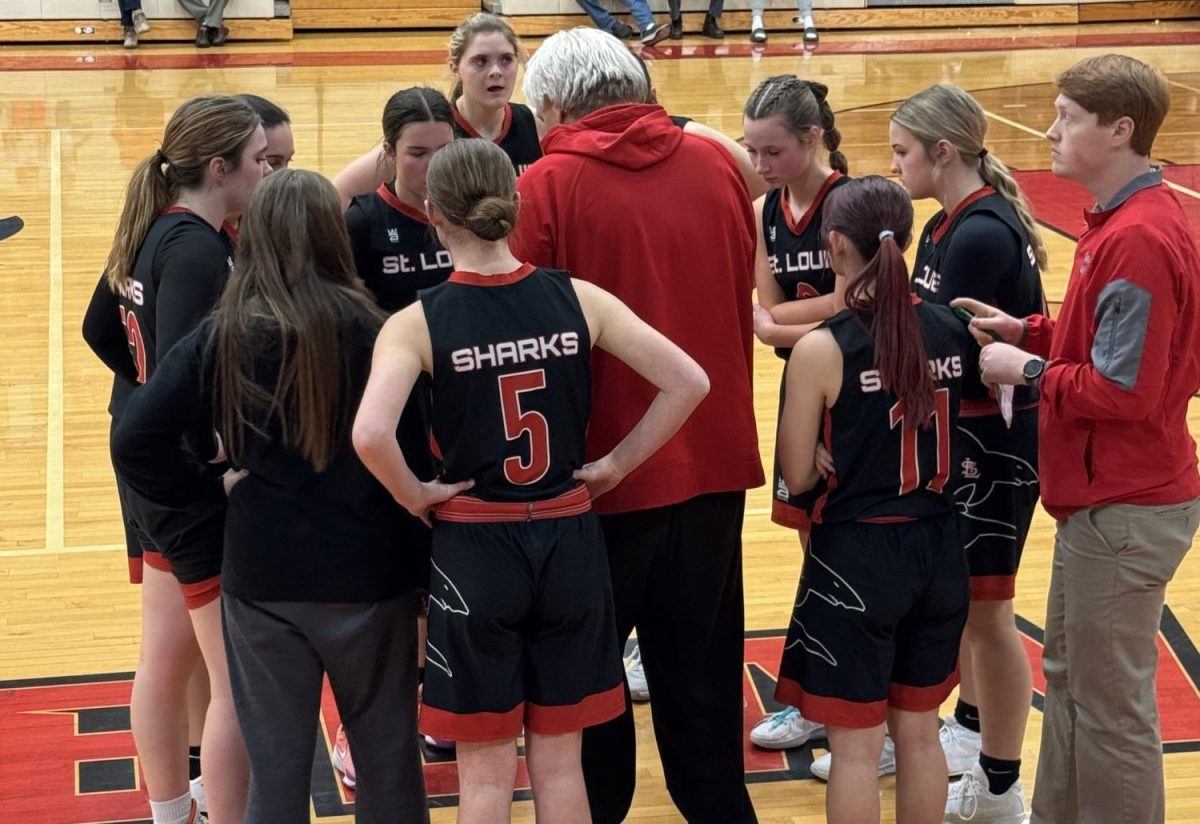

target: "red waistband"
[434,484,591,524]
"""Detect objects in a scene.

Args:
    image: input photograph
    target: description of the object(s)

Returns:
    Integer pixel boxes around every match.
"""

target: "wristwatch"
[1022,357,1046,387]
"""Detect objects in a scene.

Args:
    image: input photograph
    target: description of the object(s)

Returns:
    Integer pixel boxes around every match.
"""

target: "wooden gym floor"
[2,19,1200,824]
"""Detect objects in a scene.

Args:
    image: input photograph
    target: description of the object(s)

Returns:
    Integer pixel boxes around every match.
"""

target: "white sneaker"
[132,8,151,33]
[189,775,207,815]
[944,762,1026,823]
[809,735,896,781]
[749,706,826,749]
[625,643,650,702]
[939,716,982,776]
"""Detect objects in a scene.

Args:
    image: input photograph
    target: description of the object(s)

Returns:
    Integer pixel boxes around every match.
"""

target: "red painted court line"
[3,28,1200,72]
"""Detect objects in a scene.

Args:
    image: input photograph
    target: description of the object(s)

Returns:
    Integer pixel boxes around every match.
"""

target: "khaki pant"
[1031,499,1200,824]
[177,0,226,27]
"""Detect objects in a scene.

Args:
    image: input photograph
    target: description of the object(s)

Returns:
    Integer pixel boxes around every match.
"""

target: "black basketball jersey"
[117,208,234,385]
[421,265,591,503]
[809,302,977,525]
[763,173,848,357]
[912,188,1044,403]
[452,103,542,177]
[345,183,454,314]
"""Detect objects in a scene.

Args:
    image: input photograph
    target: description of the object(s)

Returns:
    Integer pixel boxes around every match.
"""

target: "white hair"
[522,28,650,120]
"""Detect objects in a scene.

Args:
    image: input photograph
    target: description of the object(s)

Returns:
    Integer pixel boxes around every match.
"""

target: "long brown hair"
[891,84,1048,271]
[823,176,936,427]
[448,13,524,104]
[214,169,384,471]
[104,95,260,291]
[743,74,848,175]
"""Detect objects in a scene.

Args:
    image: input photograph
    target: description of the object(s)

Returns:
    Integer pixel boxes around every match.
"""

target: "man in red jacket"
[955,54,1200,824]
[511,27,762,824]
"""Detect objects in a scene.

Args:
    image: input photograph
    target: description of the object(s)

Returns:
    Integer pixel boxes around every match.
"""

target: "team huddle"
[81,12,1200,824]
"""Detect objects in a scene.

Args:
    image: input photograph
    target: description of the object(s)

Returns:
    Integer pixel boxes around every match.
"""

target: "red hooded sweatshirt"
[511,103,764,514]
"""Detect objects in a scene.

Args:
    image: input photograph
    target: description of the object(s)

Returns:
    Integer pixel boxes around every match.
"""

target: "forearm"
[605,384,706,479]
[757,321,821,349]
[354,428,425,511]
[765,294,837,326]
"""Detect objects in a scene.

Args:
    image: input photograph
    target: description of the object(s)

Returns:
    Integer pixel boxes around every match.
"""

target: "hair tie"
[155,149,169,167]
[878,229,894,242]
[977,148,988,160]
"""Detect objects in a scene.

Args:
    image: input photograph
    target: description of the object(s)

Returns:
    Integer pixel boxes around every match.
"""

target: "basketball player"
[889,83,1046,823]
[333,13,540,208]
[742,74,849,753]
[353,138,709,824]
[112,169,430,824]
[775,175,974,823]
[335,85,456,780]
[236,94,294,172]
[90,95,267,824]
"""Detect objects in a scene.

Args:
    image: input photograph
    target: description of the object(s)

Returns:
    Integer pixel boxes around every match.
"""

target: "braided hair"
[744,75,847,174]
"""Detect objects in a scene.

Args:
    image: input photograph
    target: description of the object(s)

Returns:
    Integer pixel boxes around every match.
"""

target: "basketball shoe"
[749,706,826,749]
[943,762,1027,823]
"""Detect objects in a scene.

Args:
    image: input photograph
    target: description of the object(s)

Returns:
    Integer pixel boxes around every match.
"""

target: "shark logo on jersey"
[784,550,866,667]
[954,426,1039,549]
[387,227,399,243]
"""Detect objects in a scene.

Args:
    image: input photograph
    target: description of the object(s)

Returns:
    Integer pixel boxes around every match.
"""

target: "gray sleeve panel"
[1091,278,1151,391]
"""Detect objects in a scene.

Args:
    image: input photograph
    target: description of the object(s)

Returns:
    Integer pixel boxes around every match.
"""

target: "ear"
[1110,115,1136,150]
[932,138,957,166]
[826,229,848,259]
[208,155,228,184]
[425,199,447,229]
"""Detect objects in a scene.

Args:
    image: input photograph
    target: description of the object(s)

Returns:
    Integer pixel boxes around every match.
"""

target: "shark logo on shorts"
[954,426,1039,549]
[429,559,469,616]
[784,550,866,667]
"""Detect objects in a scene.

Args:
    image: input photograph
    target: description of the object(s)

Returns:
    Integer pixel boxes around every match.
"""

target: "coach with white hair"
[510,28,762,824]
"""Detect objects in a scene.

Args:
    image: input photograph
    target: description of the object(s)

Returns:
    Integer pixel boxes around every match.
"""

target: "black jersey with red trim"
[912,188,1045,404]
[808,302,977,524]
[420,265,591,503]
[345,183,454,313]
[452,103,542,177]
[116,208,235,399]
[764,173,849,358]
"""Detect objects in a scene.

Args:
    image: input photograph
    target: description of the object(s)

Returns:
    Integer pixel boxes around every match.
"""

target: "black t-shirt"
[763,173,849,358]
[452,102,542,177]
[912,188,1045,403]
[420,265,591,502]
[806,302,979,525]
[111,208,235,416]
[112,316,425,603]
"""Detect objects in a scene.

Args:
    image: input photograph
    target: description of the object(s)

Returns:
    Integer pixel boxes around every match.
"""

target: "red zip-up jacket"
[511,103,763,514]
[1024,177,1200,519]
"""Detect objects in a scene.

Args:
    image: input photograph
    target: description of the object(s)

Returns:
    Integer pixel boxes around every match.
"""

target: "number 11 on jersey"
[889,387,951,495]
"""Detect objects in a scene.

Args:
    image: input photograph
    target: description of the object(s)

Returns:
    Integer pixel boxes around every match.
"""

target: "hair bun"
[464,195,517,242]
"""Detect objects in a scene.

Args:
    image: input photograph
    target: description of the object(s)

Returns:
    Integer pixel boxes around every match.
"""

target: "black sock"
[188,746,202,781]
[979,753,1020,795]
[954,699,981,734]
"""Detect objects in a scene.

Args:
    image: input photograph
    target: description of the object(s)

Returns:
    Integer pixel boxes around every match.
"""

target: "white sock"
[189,775,207,815]
[752,14,764,29]
[149,791,194,824]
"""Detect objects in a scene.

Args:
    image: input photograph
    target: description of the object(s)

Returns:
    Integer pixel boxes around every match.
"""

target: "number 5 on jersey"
[499,370,550,485]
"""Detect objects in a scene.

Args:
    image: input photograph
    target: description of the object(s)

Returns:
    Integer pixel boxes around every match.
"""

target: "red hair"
[824,176,935,427]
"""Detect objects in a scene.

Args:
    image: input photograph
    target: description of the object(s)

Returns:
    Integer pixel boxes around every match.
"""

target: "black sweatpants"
[223,593,428,824]
[583,491,758,824]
